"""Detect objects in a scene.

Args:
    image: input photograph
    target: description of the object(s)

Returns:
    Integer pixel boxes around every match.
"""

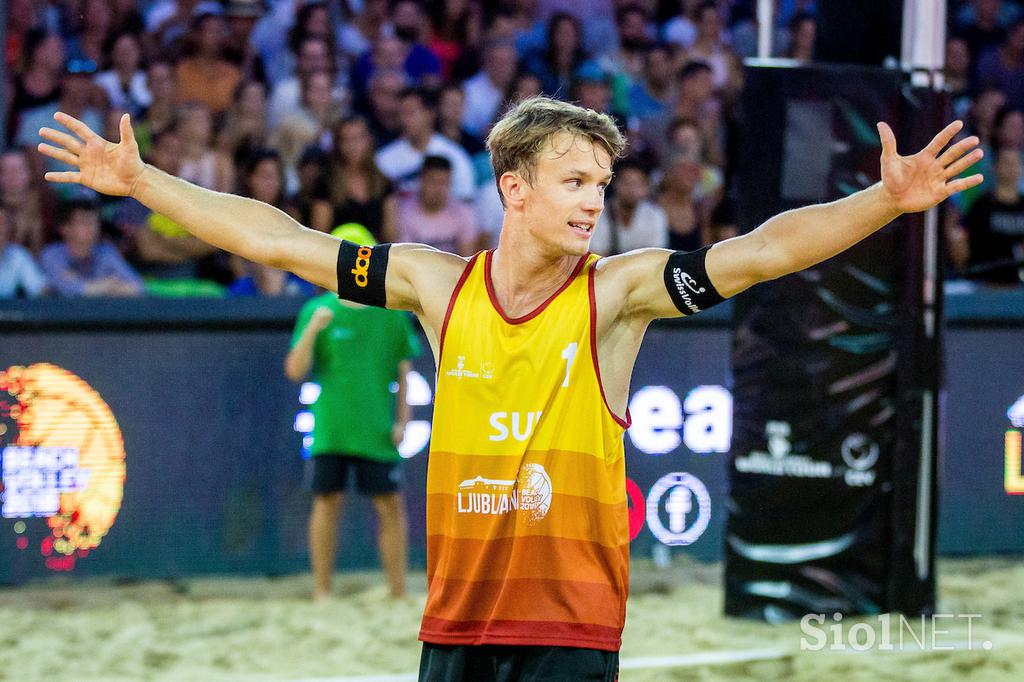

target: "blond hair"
[486,96,626,206]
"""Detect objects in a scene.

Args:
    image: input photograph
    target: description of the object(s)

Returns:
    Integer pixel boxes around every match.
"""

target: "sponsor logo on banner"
[733,422,879,486]
[841,433,878,487]
[645,472,711,545]
[733,421,833,478]
[456,463,553,521]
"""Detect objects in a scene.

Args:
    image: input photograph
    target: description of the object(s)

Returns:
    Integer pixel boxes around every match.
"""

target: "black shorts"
[418,643,619,682]
[310,454,401,496]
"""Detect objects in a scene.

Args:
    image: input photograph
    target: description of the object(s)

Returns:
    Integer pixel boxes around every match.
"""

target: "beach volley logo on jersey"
[456,463,553,522]
[0,364,126,571]
[445,356,494,380]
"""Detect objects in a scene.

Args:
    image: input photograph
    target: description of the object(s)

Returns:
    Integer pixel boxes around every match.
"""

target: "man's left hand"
[877,119,984,214]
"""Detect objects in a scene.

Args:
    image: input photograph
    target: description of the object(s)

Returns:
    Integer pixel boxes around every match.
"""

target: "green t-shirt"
[291,293,421,461]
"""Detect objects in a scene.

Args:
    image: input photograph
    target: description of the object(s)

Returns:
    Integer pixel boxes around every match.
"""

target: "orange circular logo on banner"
[1,364,126,571]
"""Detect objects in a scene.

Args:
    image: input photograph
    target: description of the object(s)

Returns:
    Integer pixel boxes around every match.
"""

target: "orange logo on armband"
[351,246,372,288]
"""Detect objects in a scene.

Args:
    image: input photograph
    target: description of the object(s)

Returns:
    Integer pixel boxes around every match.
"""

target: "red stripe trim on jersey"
[419,616,622,651]
[438,252,480,366]
[483,249,589,325]
[588,262,631,429]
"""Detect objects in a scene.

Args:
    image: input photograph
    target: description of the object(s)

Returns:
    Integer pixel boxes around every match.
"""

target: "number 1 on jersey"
[561,342,578,388]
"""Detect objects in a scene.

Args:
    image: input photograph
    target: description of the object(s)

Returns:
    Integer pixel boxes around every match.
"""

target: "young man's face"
[399,95,435,139]
[61,209,101,252]
[519,132,612,257]
[419,167,452,211]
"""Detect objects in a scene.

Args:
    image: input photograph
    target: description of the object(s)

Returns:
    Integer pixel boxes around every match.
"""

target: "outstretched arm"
[612,120,984,321]
[37,112,451,313]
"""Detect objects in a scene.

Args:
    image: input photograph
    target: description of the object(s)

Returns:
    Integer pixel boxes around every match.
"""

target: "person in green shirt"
[285,223,421,601]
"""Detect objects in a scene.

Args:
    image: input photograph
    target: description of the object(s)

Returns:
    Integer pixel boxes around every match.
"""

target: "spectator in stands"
[976,18,1024,111]
[230,151,315,297]
[0,210,48,299]
[362,69,407,146]
[176,102,235,193]
[573,63,620,122]
[605,4,656,84]
[962,147,1024,284]
[639,60,721,165]
[40,200,144,297]
[94,31,151,118]
[524,12,591,98]
[661,0,703,50]
[504,70,544,105]
[135,60,178,154]
[338,0,390,60]
[267,35,338,131]
[375,87,477,201]
[271,114,319,196]
[628,43,676,124]
[956,0,1015,58]
[350,30,442,105]
[437,84,485,155]
[686,2,737,92]
[65,0,114,66]
[0,149,47,255]
[222,0,266,80]
[994,106,1024,154]
[16,58,103,194]
[288,146,330,228]
[131,128,223,284]
[658,151,714,252]
[590,158,668,255]
[311,116,397,241]
[665,117,724,200]
[395,155,480,254]
[785,12,816,62]
[946,35,973,118]
[7,29,65,144]
[175,10,242,114]
[218,80,269,168]
[428,0,484,82]
[462,39,520,138]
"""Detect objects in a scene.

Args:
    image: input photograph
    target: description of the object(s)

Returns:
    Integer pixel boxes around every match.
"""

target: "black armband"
[336,240,390,307]
[663,246,725,315]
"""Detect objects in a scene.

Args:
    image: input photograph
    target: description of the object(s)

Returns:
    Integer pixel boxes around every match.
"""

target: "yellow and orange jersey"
[421,250,631,652]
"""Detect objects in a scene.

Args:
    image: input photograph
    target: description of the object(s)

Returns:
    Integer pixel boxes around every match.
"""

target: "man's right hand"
[38,112,145,198]
[310,307,334,332]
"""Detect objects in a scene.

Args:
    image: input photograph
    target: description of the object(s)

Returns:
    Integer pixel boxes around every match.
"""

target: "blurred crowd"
[1,0,1023,299]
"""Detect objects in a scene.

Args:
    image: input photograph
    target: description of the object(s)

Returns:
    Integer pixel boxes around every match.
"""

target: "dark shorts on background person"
[417,643,619,682]
[310,454,401,495]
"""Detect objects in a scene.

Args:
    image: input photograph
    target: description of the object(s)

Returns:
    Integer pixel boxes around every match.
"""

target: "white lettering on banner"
[628,385,733,455]
[629,386,682,454]
[489,411,542,442]
[2,446,89,518]
[682,386,733,453]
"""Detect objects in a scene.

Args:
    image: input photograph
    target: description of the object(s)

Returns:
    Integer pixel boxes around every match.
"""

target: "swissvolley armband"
[663,246,726,315]
[336,240,390,307]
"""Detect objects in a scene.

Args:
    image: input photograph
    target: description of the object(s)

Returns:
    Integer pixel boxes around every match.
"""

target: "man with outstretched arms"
[39,97,982,681]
